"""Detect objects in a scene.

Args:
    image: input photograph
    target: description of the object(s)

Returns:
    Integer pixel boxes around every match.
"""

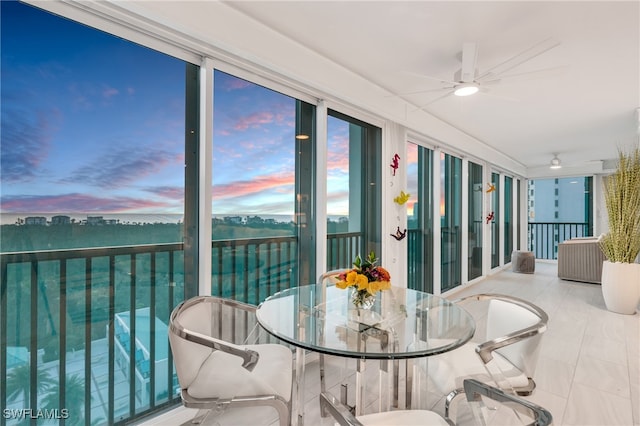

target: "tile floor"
[140,261,639,426]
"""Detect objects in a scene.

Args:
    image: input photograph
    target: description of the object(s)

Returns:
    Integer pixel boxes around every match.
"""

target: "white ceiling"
[38,0,640,177]
[223,1,640,176]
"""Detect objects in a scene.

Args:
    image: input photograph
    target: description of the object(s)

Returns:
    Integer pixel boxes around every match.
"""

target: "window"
[528,176,594,259]
[326,110,381,269]
[504,176,513,264]
[468,161,483,280]
[491,172,501,268]
[441,153,462,291]
[211,71,316,303]
[406,143,434,292]
[1,2,188,422]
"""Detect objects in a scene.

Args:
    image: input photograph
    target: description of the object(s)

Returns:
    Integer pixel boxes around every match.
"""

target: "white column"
[199,57,213,296]
[315,100,328,276]
[382,122,408,287]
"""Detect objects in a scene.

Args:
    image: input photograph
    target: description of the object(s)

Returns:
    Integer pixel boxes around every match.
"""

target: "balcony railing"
[527,222,591,259]
[1,243,185,426]
[1,221,586,425]
[0,231,361,425]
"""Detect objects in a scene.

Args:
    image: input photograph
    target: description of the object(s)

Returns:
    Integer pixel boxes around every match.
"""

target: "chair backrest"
[169,297,216,389]
[486,298,546,378]
[318,269,349,286]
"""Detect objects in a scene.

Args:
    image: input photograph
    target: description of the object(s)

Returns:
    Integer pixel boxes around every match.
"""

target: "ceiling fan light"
[550,155,562,169]
[454,83,479,97]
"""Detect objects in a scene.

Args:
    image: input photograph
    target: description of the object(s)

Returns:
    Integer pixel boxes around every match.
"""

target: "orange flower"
[335,252,392,295]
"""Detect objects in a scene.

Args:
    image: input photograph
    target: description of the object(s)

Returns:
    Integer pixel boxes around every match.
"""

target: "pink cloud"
[327,150,349,171]
[212,174,294,199]
[145,186,184,200]
[1,193,172,213]
[223,78,252,91]
[234,111,275,131]
[406,146,419,164]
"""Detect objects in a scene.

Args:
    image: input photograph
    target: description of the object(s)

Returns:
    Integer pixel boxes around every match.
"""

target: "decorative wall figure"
[390,153,400,176]
[393,190,411,205]
[390,226,407,241]
[486,183,496,193]
[486,211,495,224]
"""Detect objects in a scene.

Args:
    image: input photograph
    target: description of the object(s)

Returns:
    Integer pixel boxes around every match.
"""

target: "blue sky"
[2,1,185,214]
[1,1,351,217]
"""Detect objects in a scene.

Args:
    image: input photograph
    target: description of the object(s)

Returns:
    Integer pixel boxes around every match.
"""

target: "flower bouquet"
[336,251,391,309]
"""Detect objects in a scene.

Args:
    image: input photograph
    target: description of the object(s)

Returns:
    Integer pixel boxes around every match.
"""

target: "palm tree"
[42,374,88,425]
[6,363,55,405]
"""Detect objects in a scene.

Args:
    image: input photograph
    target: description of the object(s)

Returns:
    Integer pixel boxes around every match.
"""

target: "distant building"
[86,216,104,226]
[528,177,593,257]
[224,216,244,225]
[111,308,173,405]
[51,215,71,225]
[246,215,264,225]
[25,216,47,225]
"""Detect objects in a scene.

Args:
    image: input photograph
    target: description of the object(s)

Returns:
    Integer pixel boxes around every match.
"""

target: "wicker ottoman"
[512,250,535,274]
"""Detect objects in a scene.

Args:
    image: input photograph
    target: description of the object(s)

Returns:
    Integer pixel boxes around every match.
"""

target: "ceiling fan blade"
[477,88,519,102]
[476,38,561,81]
[385,86,455,98]
[401,70,458,86]
[460,42,478,82]
[477,65,567,85]
[411,89,456,112]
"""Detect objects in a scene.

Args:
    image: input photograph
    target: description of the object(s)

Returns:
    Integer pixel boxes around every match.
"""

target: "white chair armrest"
[170,322,260,371]
[319,392,362,426]
[455,294,548,364]
[463,379,553,425]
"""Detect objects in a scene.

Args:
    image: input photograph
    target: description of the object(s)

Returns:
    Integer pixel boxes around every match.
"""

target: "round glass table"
[256,284,475,423]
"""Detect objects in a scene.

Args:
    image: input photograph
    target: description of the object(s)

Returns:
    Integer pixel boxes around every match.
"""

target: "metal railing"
[0,222,594,424]
[527,222,591,259]
[0,231,361,425]
[327,231,362,270]
[1,243,185,426]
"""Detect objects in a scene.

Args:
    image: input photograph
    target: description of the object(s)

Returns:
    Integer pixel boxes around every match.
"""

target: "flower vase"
[351,288,376,310]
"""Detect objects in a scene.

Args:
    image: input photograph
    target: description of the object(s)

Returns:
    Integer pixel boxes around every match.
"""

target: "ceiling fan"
[404,38,562,106]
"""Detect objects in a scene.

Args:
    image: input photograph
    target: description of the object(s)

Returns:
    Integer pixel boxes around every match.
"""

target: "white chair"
[168,296,293,425]
[428,294,548,419]
[319,378,552,426]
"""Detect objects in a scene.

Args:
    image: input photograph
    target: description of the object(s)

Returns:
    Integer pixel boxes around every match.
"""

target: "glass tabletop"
[256,284,476,360]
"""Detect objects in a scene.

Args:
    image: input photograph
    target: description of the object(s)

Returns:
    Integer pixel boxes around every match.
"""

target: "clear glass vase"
[351,288,376,310]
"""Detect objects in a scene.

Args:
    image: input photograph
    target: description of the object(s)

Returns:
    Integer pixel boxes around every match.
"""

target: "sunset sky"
[1,1,350,218]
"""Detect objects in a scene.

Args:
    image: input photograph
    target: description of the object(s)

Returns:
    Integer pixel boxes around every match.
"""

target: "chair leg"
[444,388,464,423]
[319,354,328,417]
[187,409,212,425]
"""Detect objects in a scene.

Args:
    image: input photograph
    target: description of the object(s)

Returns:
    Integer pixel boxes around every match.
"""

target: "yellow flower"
[335,280,350,289]
[367,280,381,294]
[355,273,369,291]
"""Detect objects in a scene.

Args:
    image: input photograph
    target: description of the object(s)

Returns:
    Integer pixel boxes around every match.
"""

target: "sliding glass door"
[504,176,513,263]
[491,172,501,268]
[326,110,381,269]
[406,143,434,293]
[211,70,316,303]
[468,161,483,280]
[441,153,462,291]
